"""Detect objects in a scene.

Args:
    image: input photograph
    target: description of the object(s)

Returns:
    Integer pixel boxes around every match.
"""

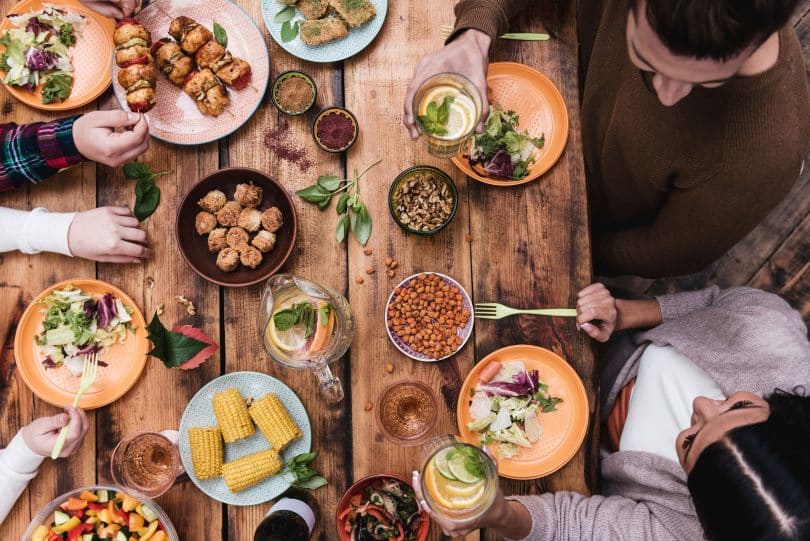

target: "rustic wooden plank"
[92,94,223,539]
[221,1,348,537]
[342,2,480,540]
[0,84,97,538]
[465,2,596,539]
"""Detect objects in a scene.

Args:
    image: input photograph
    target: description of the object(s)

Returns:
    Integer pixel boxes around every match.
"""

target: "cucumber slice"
[54,509,71,525]
[82,534,96,541]
[95,489,110,503]
[433,448,457,480]
[448,455,483,484]
[140,504,158,523]
[115,532,128,541]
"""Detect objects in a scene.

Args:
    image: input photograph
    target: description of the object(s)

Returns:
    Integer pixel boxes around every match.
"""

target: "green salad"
[35,285,134,375]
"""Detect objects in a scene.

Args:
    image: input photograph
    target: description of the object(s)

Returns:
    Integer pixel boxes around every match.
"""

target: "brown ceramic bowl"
[176,168,297,287]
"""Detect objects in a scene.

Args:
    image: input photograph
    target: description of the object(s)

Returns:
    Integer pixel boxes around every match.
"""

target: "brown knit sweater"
[453,0,810,278]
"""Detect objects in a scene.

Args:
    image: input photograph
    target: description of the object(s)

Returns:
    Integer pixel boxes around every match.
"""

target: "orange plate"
[457,345,588,479]
[451,62,569,187]
[0,0,114,111]
[14,279,149,409]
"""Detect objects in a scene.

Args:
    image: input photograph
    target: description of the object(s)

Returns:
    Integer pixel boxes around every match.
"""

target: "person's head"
[626,0,799,106]
[684,389,810,541]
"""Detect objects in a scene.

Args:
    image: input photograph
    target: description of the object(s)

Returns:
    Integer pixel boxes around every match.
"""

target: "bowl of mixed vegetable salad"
[336,474,429,541]
[24,486,178,541]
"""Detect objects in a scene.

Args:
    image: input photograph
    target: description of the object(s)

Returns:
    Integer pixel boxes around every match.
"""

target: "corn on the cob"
[188,427,223,480]
[212,388,255,443]
[221,448,282,492]
[249,393,302,451]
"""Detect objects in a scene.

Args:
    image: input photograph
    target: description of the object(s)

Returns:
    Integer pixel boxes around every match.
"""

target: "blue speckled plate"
[179,371,311,506]
[261,0,387,63]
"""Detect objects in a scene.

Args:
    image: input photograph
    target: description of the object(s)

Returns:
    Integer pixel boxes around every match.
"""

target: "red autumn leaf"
[171,325,218,370]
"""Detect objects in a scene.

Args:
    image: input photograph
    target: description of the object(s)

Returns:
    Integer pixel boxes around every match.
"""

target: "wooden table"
[0,0,595,539]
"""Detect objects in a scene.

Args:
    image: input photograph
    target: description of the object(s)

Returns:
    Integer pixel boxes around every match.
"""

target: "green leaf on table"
[317,197,331,210]
[274,6,295,23]
[296,184,331,204]
[335,213,349,243]
[294,475,328,490]
[213,21,228,47]
[281,20,300,42]
[134,181,160,221]
[146,313,209,369]
[317,175,341,192]
[293,451,319,465]
[335,192,350,214]
[123,162,152,180]
[352,212,372,246]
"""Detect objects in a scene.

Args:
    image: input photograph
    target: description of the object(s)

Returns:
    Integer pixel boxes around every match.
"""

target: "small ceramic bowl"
[312,106,359,153]
[271,70,317,115]
[176,168,297,287]
[335,474,431,541]
[389,165,458,236]
[385,272,474,362]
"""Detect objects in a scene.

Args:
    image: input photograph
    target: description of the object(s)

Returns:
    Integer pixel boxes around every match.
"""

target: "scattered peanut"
[364,248,373,255]
[156,303,164,316]
[355,276,364,284]
[365,267,376,275]
[465,234,473,242]
[385,363,394,373]
[389,259,399,269]
[386,272,470,359]
[386,270,395,277]
[384,257,393,267]
[146,276,155,289]
[364,401,373,411]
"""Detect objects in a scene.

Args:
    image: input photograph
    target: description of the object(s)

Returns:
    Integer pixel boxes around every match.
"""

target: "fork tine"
[473,306,497,312]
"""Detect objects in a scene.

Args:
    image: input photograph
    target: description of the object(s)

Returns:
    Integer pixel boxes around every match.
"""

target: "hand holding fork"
[49,352,97,459]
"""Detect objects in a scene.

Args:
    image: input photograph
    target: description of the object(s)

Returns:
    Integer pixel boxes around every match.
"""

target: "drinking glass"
[110,431,183,499]
[376,380,438,446]
[419,435,498,522]
[413,73,483,158]
[258,274,354,403]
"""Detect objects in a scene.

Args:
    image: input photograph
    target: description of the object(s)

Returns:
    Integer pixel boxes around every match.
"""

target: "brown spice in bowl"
[276,76,314,113]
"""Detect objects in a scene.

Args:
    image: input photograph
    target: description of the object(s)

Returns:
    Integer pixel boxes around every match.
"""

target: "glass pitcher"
[257,274,354,402]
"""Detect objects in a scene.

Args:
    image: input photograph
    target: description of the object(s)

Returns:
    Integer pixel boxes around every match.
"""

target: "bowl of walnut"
[176,168,297,287]
[389,165,458,236]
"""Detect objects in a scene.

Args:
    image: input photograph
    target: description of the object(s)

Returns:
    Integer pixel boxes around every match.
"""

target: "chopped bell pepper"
[79,491,99,502]
[31,525,50,541]
[128,512,145,532]
[150,532,169,541]
[138,520,158,541]
[98,523,121,538]
[120,494,139,512]
[67,522,94,541]
[54,516,81,533]
[109,500,126,525]
[60,498,88,511]
[99,509,112,524]
[47,534,62,541]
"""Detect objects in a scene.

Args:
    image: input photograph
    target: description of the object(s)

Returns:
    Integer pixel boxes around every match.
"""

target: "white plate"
[261,0,387,63]
[112,0,270,145]
[178,371,312,506]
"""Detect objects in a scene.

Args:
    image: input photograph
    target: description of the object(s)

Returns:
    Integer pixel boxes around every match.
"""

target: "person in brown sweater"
[403,0,810,278]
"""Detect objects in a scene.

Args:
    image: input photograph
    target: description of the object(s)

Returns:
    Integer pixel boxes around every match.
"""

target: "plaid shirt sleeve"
[0,115,84,192]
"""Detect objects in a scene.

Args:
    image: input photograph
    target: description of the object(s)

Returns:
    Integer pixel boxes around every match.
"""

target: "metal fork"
[474,302,577,320]
[439,24,550,41]
[50,352,98,459]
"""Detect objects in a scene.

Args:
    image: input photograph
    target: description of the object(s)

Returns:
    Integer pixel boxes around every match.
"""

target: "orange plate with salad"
[14,279,149,409]
[0,0,114,110]
[457,345,588,479]
[451,62,569,187]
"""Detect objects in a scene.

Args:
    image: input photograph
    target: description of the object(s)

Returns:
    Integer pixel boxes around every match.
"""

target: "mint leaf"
[123,162,151,180]
[274,6,295,23]
[336,213,349,243]
[272,308,299,331]
[335,192,350,214]
[146,313,208,368]
[134,181,160,221]
[213,21,227,47]
[317,175,341,192]
[281,20,300,42]
[296,184,331,203]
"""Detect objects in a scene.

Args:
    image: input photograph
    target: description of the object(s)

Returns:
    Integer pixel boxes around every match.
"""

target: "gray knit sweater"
[506,287,810,540]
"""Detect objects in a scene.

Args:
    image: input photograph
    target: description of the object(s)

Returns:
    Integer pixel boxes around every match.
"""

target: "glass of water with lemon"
[413,73,483,158]
[420,436,498,521]
[258,274,354,403]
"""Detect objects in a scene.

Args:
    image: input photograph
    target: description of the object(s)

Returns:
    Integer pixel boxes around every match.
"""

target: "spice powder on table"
[276,76,314,113]
[316,112,356,150]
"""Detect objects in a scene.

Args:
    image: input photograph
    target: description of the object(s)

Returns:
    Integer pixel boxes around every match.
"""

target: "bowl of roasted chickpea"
[176,168,298,287]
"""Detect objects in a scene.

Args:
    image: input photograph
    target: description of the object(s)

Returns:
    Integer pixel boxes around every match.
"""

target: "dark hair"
[629,0,799,60]
[687,389,810,541]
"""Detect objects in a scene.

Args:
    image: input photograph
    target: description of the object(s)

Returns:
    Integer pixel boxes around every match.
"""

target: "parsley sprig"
[418,95,454,136]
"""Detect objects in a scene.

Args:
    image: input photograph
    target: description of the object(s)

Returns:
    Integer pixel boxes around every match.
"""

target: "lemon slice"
[425,463,487,510]
[418,86,461,116]
[442,94,476,140]
[267,318,308,353]
[433,448,457,480]
[444,478,486,498]
[448,455,483,484]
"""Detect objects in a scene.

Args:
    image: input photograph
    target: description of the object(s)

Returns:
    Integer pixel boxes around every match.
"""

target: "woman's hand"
[403,29,491,140]
[68,207,150,263]
[72,110,149,168]
[79,0,137,19]
[22,407,89,458]
[576,283,619,342]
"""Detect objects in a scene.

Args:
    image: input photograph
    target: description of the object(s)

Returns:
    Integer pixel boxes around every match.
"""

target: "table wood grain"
[0,0,596,539]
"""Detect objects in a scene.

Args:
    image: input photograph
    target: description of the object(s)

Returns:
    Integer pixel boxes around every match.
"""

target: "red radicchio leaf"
[171,325,218,369]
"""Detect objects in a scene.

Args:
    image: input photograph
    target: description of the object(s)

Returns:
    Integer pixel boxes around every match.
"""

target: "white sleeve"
[0,207,76,256]
[0,431,46,526]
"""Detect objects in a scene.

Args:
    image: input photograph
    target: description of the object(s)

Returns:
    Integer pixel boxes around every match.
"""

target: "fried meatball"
[195,211,217,235]
[240,246,263,269]
[226,226,249,250]
[234,183,263,208]
[261,207,283,232]
[115,45,152,67]
[216,201,242,227]
[208,227,228,253]
[198,189,227,213]
[216,247,240,272]
[251,230,276,253]
[237,207,262,232]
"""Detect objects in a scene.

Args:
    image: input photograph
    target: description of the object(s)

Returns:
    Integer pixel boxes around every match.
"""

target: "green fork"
[474,303,577,320]
[50,352,98,459]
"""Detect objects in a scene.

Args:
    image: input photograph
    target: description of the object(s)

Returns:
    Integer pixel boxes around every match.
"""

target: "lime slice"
[448,454,483,484]
[433,448,457,480]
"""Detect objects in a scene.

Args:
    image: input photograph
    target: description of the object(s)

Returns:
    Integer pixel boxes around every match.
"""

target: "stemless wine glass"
[110,431,183,499]
[258,274,354,403]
